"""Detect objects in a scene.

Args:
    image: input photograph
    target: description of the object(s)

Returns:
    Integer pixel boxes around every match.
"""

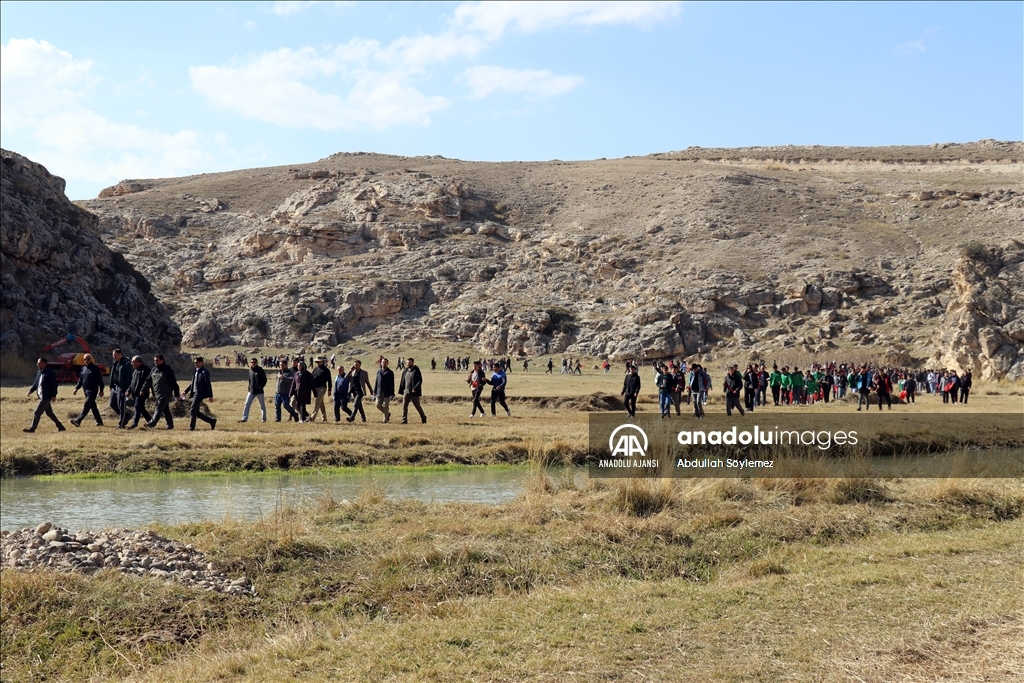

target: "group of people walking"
[621,358,976,420]
[24,345,979,433]
[24,349,215,433]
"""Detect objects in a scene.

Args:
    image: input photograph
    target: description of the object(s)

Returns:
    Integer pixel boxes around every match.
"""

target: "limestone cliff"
[75,142,1023,378]
[0,149,184,367]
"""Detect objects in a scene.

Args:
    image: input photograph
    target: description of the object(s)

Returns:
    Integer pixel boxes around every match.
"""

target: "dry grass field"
[2,347,1022,477]
[1,349,1022,682]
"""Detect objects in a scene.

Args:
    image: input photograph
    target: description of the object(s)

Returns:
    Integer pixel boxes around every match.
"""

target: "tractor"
[40,334,109,383]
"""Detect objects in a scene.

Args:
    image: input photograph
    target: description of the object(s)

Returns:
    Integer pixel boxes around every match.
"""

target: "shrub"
[961,241,987,261]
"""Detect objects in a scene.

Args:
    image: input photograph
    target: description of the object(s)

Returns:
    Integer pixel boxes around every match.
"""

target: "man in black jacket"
[723,364,745,417]
[125,356,152,429]
[71,354,105,427]
[398,357,426,424]
[373,358,396,424]
[108,348,133,428]
[273,360,299,422]
[621,364,641,418]
[145,354,180,429]
[239,357,268,422]
[185,356,217,430]
[310,356,332,422]
[346,360,372,422]
[24,358,65,432]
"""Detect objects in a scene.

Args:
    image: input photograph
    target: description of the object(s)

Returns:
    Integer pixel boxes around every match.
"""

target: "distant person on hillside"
[523,359,530,372]
[125,356,151,429]
[468,360,488,418]
[144,354,179,429]
[489,362,511,417]
[71,354,105,428]
[184,356,217,431]
[24,358,65,433]
[239,357,268,423]
[398,357,427,424]
[546,358,554,374]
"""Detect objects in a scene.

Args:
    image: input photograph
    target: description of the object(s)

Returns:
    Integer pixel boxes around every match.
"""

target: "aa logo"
[609,424,648,458]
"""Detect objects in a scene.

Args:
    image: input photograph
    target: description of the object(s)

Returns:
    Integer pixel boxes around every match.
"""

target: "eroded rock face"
[934,242,1024,379]
[75,143,1024,375]
[0,150,185,364]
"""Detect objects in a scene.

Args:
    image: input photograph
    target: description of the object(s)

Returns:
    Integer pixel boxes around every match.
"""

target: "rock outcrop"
[74,142,1023,376]
[934,241,1024,380]
[0,149,184,365]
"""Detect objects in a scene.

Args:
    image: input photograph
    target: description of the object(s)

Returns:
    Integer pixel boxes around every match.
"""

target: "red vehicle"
[40,335,109,383]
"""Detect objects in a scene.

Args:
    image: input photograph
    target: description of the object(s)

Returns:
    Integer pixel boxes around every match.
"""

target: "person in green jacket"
[779,366,793,405]
[769,365,784,406]
[790,367,806,404]
[804,371,819,404]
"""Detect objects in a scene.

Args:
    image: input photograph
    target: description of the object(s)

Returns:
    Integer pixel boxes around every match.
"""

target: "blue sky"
[2,1,1021,200]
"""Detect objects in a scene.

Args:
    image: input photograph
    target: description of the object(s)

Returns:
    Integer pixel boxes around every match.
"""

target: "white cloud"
[189,45,449,130]
[452,1,681,37]
[190,1,679,130]
[464,65,583,99]
[896,40,926,54]
[0,39,95,127]
[271,1,355,17]
[1,38,215,196]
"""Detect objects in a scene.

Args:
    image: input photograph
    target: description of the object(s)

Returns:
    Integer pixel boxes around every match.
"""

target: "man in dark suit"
[24,358,65,432]
[185,356,217,431]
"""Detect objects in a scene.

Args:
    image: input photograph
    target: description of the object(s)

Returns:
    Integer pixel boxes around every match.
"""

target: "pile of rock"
[1,523,254,597]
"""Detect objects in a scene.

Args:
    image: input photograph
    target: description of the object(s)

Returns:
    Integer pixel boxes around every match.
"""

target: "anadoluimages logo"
[608,424,649,458]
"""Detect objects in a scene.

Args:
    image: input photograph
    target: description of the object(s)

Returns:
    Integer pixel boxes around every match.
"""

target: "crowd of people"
[622,358,975,420]
[22,346,977,433]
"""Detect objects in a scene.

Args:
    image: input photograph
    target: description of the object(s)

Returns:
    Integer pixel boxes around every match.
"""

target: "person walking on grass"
[274,360,299,422]
[125,356,152,429]
[24,358,65,433]
[688,363,710,419]
[373,358,396,424]
[346,360,372,423]
[655,363,674,418]
[71,354,104,428]
[960,371,972,405]
[872,370,892,410]
[855,366,872,411]
[468,360,488,417]
[185,357,217,431]
[399,357,427,424]
[290,362,313,423]
[621,364,641,418]
[239,357,268,423]
[489,362,511,417]
[333,366,352,422]
[310,356,332,422]
[108,348,132,428]
[723,364,745,417]
[145,354,179,430]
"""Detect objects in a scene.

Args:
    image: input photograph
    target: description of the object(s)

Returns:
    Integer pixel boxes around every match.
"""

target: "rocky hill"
[1,150,185,368]
[76,141,1023,379]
